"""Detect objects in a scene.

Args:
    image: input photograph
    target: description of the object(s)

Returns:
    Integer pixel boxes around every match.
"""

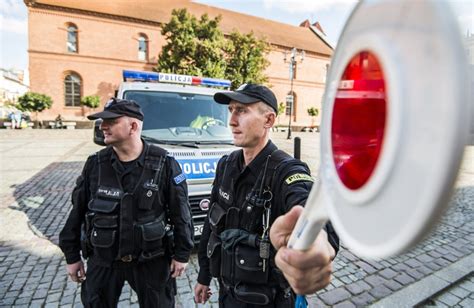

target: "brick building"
[25,0,332,129]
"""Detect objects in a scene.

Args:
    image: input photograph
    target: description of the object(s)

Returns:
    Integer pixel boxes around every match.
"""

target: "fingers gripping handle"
[288,180,329,250]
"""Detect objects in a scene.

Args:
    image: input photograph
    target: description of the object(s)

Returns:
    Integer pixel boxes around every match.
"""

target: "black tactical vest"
[84,144,170,263]
[207,149,305,304]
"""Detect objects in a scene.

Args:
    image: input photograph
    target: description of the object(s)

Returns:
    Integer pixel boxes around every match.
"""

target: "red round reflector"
[331,51,387,190]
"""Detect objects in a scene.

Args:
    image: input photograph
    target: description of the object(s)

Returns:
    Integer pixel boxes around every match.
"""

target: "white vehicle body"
[113,71,236,239]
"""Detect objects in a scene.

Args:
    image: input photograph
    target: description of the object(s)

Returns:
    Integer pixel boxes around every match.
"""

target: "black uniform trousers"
[81,257,175,308]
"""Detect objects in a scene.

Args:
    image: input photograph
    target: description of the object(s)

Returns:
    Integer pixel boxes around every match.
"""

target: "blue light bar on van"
[123,70,231,88]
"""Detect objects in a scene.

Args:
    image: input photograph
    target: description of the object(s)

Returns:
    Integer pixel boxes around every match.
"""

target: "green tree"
[17,92,53,127]
[157,9,270,89]
[224,30,270,89]
[81,95,101,110]
[157,9,227,78]
[307,107,319,127]
[276,102,286,126]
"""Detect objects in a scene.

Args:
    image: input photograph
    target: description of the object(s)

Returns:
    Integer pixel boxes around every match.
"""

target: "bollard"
[294,137,301,159]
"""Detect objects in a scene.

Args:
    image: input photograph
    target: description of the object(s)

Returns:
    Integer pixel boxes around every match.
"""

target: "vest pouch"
[234,244,269,285]
[88,199,119,214]
[209,202,226,234]
[233,282,275,306]
[90,215,118,261]
[240,195,266,233]
[139,218,166,261]
[207,232,221,277]
[220,242,234,283]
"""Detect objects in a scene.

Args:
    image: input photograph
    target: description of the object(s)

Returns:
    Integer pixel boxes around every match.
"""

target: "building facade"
[0,69,29,105]
[25,0,332,129]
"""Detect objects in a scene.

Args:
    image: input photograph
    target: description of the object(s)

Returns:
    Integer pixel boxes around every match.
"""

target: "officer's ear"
[264,112,276,129]
[129,119,140,135]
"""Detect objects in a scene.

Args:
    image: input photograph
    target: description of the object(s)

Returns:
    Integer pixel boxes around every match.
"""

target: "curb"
[370,252,474,307]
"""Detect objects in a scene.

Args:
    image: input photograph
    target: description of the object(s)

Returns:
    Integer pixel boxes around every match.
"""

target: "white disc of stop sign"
[312,0,470,259]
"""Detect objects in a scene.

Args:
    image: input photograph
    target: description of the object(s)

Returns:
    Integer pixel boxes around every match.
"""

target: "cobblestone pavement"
[0,130,472,307]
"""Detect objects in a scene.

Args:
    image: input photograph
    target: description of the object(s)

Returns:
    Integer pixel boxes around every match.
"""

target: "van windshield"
[124,90,232,144]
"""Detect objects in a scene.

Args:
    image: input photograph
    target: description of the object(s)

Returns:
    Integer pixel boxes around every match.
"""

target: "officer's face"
[100,116,131,145]
[228,101,268,148]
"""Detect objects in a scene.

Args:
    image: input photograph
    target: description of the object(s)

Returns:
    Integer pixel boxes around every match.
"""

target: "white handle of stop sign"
[287,180,328,250]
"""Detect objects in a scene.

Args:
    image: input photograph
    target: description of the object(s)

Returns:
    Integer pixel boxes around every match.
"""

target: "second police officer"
[59,98,194,307]
[194,84,339,307]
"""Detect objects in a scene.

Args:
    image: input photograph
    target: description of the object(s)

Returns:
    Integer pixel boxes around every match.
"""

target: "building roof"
[25,0,333,56]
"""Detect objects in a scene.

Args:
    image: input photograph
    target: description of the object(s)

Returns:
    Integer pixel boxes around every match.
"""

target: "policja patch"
[174,173,186,185]
[285,173,314,185]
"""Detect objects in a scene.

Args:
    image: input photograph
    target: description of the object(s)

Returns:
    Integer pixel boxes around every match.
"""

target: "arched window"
[138,34,148,61]
[64,73,81,106]
[67,24,78,53]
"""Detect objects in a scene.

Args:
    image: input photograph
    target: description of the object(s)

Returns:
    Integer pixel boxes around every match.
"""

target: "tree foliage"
[307,107,319,117]
[278,102,286,116]
[17,92,53,113]
[81,95,101,109]
[157,9,270,89]
[224,30,270,88]
[158,9,227,78]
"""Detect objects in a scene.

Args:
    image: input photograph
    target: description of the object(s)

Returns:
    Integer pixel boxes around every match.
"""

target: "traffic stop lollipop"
[288,0,470,306]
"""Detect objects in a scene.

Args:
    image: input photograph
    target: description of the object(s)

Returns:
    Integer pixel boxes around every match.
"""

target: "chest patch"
[285,173,314,185]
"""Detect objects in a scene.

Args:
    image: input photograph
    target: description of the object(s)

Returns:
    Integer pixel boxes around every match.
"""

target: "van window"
[124,90,232,143]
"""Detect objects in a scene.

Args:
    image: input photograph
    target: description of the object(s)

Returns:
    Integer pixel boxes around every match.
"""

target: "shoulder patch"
[285,173,314,185]
[173,173,186,185]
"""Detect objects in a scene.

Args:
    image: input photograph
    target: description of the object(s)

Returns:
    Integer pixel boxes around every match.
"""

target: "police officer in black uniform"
[59,98,193,307]
[194,84,339,307]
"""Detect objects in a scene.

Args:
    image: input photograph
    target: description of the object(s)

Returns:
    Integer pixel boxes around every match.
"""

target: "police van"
[94,70,236,240]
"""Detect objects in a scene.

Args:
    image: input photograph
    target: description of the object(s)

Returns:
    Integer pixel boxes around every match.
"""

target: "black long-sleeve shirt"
[197,140,339,285]
[59,141,194,265]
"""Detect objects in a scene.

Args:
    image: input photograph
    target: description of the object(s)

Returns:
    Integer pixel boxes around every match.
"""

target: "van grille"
[201,150,232,157]
[168,151,195,157]
[189,194,209,225]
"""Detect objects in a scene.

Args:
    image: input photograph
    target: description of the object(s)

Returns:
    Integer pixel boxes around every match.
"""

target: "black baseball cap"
[214,83,278,113]
[87,98,144,121]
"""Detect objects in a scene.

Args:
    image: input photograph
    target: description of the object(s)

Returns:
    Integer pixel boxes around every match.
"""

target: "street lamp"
[283,47,305,139]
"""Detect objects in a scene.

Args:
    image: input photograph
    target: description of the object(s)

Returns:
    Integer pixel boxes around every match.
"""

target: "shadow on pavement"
[9,161,84,245]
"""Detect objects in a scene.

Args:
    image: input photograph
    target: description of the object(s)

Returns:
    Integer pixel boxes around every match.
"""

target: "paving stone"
[30,299,46,306]
[13,296,32,305]
[364,275,387,288]
[355,261,376,274]
[345,281,371,295]
[369,285,392,299]
[334,300,356,308]
[450,285,471,299]
[46,292,62,302]
[438,292,461,306]
[384,279,404,291]
[340,276,353,284]
[379,268,397,279]
[405,269,425,280]
[319,288,352,306]
[60,295,74,305]
[460,280,474,292]
[392,263,410,272]
[350,291,376,307]
[459,297,474,307]
[404,258,423,268]
[394,273,416,285]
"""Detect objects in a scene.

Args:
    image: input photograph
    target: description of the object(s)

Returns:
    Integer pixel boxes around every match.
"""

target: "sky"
[0,0,473,77]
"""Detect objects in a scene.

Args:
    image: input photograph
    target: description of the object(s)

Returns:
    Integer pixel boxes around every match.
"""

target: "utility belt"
[82,197,170,263]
